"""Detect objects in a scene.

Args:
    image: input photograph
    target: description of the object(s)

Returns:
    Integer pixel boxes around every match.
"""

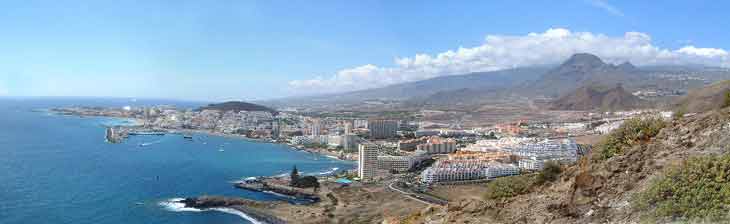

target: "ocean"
[0,97,354,224]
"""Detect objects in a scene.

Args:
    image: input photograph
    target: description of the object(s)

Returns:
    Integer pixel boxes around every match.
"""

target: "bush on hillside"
[723,90,730,108]
[634,155,730,222]
[536,161,562,184]
[595,117,666,160]
[484,174,536,200]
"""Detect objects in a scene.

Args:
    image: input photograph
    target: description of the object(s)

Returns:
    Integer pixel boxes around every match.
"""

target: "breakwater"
[235,179,320,203]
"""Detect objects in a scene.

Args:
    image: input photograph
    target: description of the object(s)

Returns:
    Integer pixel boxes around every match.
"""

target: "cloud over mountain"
[289,28,730,94]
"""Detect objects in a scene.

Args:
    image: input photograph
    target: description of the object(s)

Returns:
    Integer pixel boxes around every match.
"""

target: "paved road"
[388,182,447,206]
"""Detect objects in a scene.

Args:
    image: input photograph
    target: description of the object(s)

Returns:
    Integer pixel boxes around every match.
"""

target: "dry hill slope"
[674,80,730,113]
[549,84,646,111]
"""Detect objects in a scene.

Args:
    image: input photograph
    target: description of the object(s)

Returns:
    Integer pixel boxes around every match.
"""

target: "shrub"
[484,174,536,200]
[723,90,730,108]
[536,161,562,184]
[292,175,320,189]
[595,117,666,160]
[634,155,730,222]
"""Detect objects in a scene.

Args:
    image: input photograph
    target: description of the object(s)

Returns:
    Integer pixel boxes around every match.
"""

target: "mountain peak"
[617,61,637,71]
[561,53,606,69]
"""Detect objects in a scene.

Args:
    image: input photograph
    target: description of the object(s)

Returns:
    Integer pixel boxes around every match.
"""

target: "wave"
[159,198,263,224]
[159,198,203,212]
[305,167,340,176]
[210,208,263,224]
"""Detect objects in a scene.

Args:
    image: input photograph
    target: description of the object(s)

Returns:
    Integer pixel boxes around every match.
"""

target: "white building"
[358,143,379,182]
[290,136,313,145]
[421,163,518,184]
[511,139,579,171]
[417,136,457,154]
[377,151,429,172]
[327,135,343,147]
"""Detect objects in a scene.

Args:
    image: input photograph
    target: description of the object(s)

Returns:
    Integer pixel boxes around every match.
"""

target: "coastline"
[50,110,357,162]
[173,128,357,162]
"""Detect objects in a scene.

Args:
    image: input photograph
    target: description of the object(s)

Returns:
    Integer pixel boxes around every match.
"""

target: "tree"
[293,176,320,190]
[290,165,300,186]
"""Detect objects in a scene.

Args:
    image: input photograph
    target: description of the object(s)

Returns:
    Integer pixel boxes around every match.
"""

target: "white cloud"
[586,0,625,17]
[289,28,730,94]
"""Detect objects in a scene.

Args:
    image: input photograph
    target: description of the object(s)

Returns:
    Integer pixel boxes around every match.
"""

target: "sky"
[1,0,729,101]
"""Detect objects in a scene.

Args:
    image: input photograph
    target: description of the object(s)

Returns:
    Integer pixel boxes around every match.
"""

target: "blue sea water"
[0,97,354,224]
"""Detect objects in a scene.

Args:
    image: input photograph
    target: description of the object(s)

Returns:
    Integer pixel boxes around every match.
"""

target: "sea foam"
[159,198,263,224]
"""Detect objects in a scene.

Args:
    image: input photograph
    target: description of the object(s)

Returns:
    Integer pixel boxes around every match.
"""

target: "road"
[388,181,448,206]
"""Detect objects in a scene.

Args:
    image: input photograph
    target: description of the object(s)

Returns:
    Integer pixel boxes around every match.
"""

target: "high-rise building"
[358,143,379,182]
[368,119,399,139]
[271,119,281,140]
[343,122,353,135]
[311,119,321,137]
[342,134,360,152]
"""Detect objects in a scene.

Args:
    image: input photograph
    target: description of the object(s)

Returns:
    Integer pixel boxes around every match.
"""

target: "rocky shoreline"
[180,196,288,224]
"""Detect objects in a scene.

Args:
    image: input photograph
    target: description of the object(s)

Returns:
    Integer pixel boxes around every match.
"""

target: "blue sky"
[1,0,729,101]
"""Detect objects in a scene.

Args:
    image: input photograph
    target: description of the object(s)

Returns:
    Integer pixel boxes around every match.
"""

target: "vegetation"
[290,165,300,183]
[673,107,686,121]
[289,165,320,189]
[484,174,536,200]
[723,90,730,108]
[634,155,730,222]
[595,117,666,160]
[292,176,320,189]
[536,161,562,184]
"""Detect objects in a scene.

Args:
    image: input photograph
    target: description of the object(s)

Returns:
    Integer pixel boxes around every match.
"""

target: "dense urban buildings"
[417,136,457,154]
[368,119,399,139]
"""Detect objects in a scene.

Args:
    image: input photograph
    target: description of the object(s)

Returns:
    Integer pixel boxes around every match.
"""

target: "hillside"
[549,84,646,111]
[406,107,730,223]
[523,53,645,97]
[674,80,730,113]
[196,101,277,114]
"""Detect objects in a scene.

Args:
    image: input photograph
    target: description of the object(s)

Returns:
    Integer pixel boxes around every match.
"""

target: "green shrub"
[723,90,730,108]
[595,117,666,160]
[536,161,562,184]
[484,174,536,200]
[634,155,730,221]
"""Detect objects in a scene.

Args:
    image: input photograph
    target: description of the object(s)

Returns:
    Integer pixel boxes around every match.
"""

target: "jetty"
[235,178,320,203]
[105,126,168,144]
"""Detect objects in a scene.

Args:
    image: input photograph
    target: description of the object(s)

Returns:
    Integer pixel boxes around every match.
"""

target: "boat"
[219,149,225,152]
[183,135,193,139]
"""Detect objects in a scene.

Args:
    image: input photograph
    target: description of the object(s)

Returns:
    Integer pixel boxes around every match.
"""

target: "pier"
[104,126,168,144]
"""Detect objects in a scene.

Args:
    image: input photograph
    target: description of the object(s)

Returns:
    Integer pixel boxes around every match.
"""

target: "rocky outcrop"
[181,196,287,224]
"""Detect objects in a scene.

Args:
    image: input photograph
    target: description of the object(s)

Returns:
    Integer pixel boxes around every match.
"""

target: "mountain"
[674,80,730,113]
[197,101,277,114]
[523,53,644,97]
[267,67,549,106]
[549,84,646,111]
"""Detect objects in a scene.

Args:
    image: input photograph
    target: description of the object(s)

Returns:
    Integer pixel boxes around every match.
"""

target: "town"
[53,101,675,205]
